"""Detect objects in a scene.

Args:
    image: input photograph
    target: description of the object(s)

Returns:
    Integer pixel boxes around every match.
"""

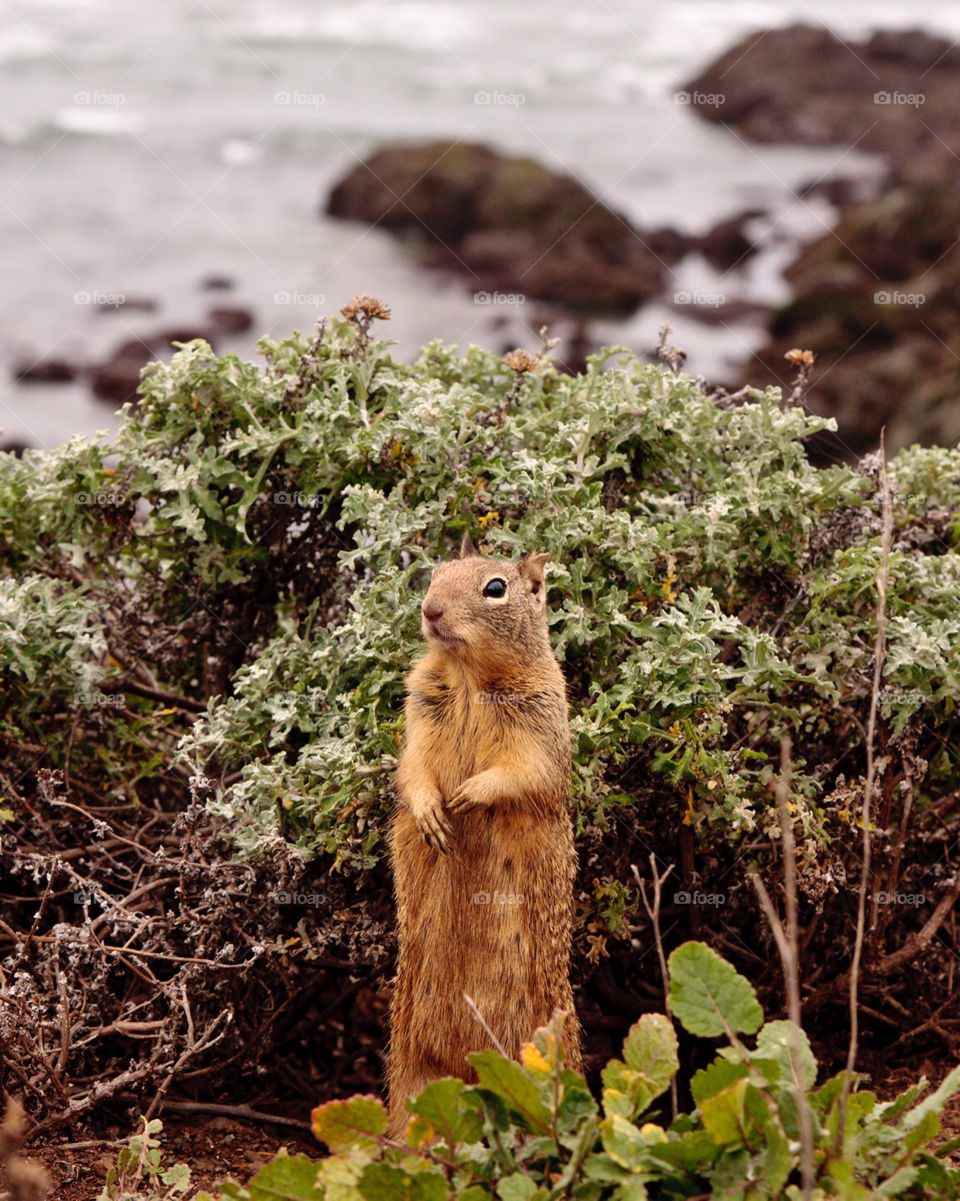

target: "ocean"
[2,0,958,448]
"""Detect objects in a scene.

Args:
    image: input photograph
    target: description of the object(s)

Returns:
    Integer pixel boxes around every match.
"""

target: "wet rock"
[201,274,235,291]
[207,306,255,335]
[694,211,765,272]
[740,182,960,460]
[14,359,78,384]
[326,140,680,314]
[91,329,214,406]
[683,24,960,181]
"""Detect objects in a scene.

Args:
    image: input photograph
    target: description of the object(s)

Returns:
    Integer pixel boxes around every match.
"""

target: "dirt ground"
[19,1058,960,1199]
[27,1114,319,1201]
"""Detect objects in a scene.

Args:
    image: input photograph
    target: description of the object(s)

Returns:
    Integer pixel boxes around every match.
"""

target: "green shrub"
[198,942,960,1201]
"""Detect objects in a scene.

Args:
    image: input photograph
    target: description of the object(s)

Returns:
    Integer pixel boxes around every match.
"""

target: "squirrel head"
[419,534,552,673]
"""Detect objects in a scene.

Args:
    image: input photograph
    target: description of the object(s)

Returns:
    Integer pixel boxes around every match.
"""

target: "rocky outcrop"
[683,25,960,181]
[745,183,960,460]
[326,140,683,314]
[685,24,960,459]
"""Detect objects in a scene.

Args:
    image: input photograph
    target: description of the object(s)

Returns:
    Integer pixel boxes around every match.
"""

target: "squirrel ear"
[518,551,550,597]
[459,531,479,559]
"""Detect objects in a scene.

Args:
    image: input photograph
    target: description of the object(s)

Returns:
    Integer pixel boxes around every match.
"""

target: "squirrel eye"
[482,577,507,599]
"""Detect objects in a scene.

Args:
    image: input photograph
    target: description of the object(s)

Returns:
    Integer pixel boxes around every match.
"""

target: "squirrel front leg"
[396,725,452,852]
[446,747,558,815]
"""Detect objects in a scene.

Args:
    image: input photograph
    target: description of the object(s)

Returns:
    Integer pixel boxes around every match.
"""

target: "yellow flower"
[682,787,695,828]
[521,1043,550,1073]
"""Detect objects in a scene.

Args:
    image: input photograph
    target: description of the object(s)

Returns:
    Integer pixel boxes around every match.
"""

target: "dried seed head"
[340,295,391,322]
[504,349,539,374]
[785,347,815,366]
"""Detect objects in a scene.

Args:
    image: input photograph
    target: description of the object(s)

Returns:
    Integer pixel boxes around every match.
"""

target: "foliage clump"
[0,311,958,1129]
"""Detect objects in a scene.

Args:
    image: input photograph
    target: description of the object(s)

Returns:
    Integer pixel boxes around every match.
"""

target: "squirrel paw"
[410,793,452,853]
[446,779,486,814]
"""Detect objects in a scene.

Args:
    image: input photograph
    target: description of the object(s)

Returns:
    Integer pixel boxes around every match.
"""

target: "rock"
[207,306,255,335]
[685,25,960,457]
[0,439,33,456]
[325,140,680,314]
[91,329,214,406]
[201,274,235,290]
[683,24,960,180]
[739,181,960,460]
[14,359,78,383]
[695,210,765,272]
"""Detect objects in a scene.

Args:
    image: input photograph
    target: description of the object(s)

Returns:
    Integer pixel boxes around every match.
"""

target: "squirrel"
[387,534,581,1139]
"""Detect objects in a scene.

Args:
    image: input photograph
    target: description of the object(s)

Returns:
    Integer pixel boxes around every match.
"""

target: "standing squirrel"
[388,535,581,1139]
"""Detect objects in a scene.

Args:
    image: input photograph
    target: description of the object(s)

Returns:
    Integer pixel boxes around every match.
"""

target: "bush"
[1,306,958,1130]
[200,942,960,1200]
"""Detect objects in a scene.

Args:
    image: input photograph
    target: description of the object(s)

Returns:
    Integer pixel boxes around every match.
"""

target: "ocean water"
[2,0,958,448]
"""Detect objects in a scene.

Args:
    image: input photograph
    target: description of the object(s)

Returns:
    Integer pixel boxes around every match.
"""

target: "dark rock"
[695,210,765,272]
[739,181,960,460]
[91,329,215,406]
[201,274,235,290]
[325,140,678,314]
[14,359,78,384]
[0,439,33,456]
[683,24,960,180]
[685,24,960,457]
[207,306,255,335]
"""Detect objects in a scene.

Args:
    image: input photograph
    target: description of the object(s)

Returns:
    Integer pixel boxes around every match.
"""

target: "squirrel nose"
[422,599,444,622]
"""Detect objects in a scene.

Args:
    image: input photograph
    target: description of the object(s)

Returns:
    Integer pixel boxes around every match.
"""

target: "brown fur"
[387,539,581,1139]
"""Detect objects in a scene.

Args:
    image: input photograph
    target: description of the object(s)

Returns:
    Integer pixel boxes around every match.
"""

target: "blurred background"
[2,0,959,454]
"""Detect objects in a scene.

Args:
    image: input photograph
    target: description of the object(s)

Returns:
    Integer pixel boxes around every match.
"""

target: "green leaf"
[469,1050,553,1133]
[601,1061,658,1120]
[755,1019,817,1089]
[903,1063,960,1130]
[667,942,763,1038]
[621,1014,679,1095]
[407,1077,483,1146]
[358,1164,447,1201]
[601,1115,649,1171]
[691,1059,749,1107]
[700,1077,749,1145]
[244,1152,324,1200]
[312,1096,387,1156]
[496,1174,540,1201]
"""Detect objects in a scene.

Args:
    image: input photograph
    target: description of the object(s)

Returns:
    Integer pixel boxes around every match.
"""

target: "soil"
[21,1058,960,1198]
[28,1114,319,1200]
